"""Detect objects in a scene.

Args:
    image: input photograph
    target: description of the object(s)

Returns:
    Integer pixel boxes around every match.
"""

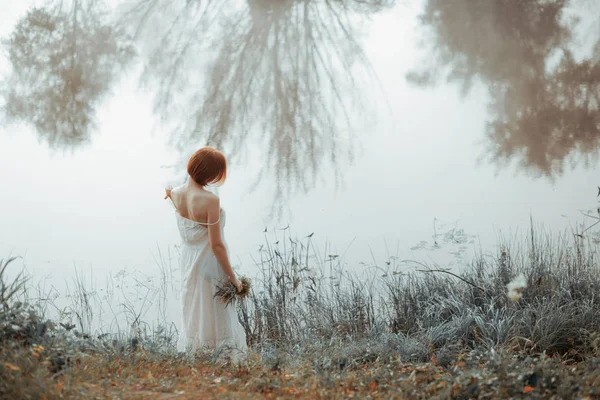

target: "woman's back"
[170,183,218,225]
[166,146,246,358]
[170,185,242,355]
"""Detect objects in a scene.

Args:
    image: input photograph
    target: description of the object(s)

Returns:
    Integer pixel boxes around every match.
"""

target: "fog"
[0,0,597,292]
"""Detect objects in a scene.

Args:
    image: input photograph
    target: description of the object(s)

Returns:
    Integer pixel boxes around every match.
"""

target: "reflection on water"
[2,0,598,189]
[123,0,396,199]
[1,2,133,149]
[408,0,600,177]
[2,0,396,200]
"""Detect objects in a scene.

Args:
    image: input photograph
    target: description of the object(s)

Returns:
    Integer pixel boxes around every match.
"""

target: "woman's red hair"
[187,147,227,186]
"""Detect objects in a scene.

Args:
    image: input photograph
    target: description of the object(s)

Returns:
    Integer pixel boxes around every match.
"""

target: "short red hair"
[187,147,227,186]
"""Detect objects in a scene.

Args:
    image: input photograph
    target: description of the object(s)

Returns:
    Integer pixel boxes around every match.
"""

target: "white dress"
[174,208,248,357]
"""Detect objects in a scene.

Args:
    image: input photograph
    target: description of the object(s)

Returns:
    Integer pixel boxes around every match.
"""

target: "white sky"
[0,0,597,285]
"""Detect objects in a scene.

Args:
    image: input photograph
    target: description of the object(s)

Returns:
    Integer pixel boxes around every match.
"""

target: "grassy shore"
[1,222,600,399]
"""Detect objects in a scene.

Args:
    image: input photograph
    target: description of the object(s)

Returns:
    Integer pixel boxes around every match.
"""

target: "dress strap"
[195,217,220,226]
[195,208,222,225]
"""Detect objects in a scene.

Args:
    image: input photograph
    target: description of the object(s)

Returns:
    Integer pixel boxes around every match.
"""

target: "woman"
[164,147,247,357]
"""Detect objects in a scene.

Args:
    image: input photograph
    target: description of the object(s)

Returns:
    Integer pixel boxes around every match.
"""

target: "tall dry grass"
[238,221,600,367]
[1,216,600,397]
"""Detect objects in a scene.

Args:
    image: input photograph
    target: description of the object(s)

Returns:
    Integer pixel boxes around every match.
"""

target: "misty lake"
[0,0,598,334]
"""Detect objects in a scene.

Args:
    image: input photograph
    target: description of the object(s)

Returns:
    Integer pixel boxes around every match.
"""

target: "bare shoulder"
[169,184,185,205]
[190,190,220,210]
[204,191,220,210]
[170,184,186,198]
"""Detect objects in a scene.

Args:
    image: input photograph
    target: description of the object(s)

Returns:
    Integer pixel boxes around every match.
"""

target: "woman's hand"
[231,277,242,293]
[164,185,173,200]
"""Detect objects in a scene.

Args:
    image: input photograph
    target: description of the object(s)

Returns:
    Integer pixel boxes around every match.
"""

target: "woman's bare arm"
[205,196,241,291]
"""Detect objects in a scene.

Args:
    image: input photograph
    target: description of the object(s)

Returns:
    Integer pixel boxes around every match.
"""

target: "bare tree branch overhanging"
[407,0,600,178]
[1,0,134,149]
[122,0,394,198]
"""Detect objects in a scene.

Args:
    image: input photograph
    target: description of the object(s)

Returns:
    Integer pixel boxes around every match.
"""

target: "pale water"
[0,0,597,334]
